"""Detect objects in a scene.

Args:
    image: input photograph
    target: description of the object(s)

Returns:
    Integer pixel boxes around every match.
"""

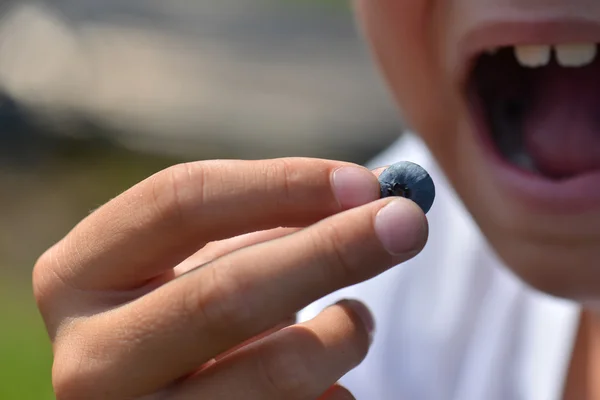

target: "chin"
[357,1,600,300]
[489,232,600,303]
[436,119,600,303]
[443,19,600,301]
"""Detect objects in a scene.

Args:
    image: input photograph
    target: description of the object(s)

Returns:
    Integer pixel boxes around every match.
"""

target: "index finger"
[36,158,381,292]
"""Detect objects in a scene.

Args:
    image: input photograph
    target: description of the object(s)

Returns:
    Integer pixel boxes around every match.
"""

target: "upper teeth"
[514,45,552,68]
[508,43,598,68]
[555,44,597,67]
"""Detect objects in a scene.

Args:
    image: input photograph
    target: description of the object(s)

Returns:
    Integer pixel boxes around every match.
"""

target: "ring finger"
[164,300,372,400]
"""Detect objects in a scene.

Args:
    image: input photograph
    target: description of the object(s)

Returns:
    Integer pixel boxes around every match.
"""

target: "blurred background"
[0,1,405,397]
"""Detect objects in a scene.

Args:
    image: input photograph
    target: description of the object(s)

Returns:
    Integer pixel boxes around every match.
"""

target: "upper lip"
[455,18,600,88]
[454,14,600,213]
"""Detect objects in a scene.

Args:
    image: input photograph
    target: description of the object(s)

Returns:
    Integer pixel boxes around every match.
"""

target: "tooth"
[555,43,597,67]
[514,45,551,68]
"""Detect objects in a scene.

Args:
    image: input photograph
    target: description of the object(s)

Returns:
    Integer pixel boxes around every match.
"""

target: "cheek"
[357,1,600,301]
[355,0,461,162]
[356,1,499,232]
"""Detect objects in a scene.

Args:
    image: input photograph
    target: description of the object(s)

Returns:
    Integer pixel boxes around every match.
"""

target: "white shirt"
[299,133,581,400]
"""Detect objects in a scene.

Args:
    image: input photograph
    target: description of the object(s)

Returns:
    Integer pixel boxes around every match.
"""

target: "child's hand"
[33,158,427,400]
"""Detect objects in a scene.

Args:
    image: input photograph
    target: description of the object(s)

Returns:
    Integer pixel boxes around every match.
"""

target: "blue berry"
[378,161,436,214]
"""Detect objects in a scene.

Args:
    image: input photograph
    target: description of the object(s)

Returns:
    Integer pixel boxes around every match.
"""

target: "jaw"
[447,12,600,300]
[356,0,600,300]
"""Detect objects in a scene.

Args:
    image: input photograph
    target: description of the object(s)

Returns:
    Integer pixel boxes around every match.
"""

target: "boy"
[33,0,598,399]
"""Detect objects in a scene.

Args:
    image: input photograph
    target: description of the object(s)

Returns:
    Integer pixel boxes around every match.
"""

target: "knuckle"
[53,365,81,400]
[32,242,83,341]
[52,327,118,400]
[257,335,315,399]
[52,344,93,400]
[33,244,68,307]
[149,162,201,226]
[265,159,295,199]
[32,248,54,302]
[182,264,254,337]
[312,224,360,286]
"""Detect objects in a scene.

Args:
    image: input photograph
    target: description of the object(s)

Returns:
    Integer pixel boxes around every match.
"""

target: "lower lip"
[467,89,600,215]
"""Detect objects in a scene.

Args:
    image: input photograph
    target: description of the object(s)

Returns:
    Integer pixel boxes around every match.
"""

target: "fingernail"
[339,299,375,344]
[375,199,427,255]
[371,165,390,178]
[332,167,379,210]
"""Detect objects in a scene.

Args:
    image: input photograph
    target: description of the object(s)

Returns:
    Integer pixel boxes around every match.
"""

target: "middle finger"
[84,197,427,397]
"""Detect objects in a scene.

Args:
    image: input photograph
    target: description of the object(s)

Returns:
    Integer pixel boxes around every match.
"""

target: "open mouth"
[467,42,600,182]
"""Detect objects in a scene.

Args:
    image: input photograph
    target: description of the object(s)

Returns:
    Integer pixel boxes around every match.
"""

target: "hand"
[33,158,428,400]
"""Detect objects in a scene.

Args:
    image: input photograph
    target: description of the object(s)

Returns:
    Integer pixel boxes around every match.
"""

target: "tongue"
[523,63,600,179]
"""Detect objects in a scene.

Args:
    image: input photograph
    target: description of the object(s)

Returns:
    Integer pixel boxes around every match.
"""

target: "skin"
[34,0,599,398]
[354,0,600,397]
[355,0,600,301]
[34,159,428,399]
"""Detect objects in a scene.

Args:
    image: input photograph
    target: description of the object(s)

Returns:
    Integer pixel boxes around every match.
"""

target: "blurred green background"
[0,0,404,398]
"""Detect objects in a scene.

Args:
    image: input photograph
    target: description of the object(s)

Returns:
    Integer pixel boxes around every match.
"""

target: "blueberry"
[378,161,436,214]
